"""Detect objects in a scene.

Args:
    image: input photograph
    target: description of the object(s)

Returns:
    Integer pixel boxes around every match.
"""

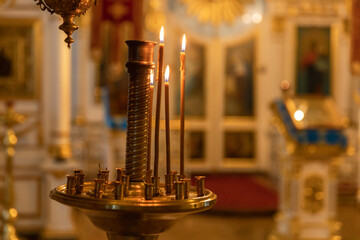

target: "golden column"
[0,102,27,240]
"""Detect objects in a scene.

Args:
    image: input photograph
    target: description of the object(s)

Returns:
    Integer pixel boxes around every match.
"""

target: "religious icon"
[296,27,331,96]
[0,48,12,77]
[224,131,255,160]
[0,19,40,99]
[187,131,205,162]
[225,38,255,117]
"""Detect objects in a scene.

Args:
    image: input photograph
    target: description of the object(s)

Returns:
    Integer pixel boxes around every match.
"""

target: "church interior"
[0,0,360,239]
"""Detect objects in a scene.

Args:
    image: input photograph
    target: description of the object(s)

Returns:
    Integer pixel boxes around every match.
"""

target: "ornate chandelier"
[34,0,97,48]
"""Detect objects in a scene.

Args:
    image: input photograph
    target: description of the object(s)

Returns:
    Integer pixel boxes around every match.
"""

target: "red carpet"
[192,173,278,213]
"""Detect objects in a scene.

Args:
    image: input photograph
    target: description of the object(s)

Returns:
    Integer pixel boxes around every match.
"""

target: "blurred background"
[0,0,359,239]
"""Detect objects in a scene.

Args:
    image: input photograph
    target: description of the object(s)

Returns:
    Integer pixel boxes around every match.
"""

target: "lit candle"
[147,71,154,182]
[154,26,164,178]
[164,65,171,175]
[180,34,186,178]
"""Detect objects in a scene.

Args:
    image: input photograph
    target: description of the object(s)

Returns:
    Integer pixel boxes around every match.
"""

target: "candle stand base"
[50,181,216,240]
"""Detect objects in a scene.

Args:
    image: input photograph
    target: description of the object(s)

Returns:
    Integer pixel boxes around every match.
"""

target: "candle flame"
[181,34,186,52]
[160,26,164,43]
[150,71,154,86]
[165,65,170,82]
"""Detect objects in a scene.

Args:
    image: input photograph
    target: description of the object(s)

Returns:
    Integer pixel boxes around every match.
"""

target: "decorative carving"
[34,0,96,48]
[303,175,324,214]
[181,0,254,25]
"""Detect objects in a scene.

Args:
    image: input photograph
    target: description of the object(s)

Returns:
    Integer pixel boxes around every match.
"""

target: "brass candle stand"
[50,41,217,240]
[0,102,27,240]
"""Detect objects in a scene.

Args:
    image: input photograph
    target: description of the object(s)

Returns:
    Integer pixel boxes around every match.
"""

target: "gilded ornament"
[284,0,343,17]
[0,102,27,240]
[48,144,72,160]
[34,0,97,48]
[303,175,324,214]
[181,0,254,25]
[145,11,166,33]
[48,40,217,240]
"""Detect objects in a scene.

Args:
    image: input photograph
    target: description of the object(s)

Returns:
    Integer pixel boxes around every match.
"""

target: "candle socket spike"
[114,181,125,200]
[94,179,103,199]
[181,178,191,199]
[196,176,206,197]
[75,173,85,194]
[174,181,185,200]
[122,175,130,197]
[66,175,76,195]
[145,183,154,200]
[165,174,174,195]
[152,176,160,196]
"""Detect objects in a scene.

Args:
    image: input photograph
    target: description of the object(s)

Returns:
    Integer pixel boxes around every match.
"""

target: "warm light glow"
[165,65,170,82]
[181,34,186,52]
[242,13,252,24]
[252,13,263,24]
[160,26,164,43]
[150,71,154,86]
[294,110,304,121]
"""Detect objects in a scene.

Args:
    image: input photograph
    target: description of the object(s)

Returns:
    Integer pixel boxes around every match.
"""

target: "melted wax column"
[125,41,156,182]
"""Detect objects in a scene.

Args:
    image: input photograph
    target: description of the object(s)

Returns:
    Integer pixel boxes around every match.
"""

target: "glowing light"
[280,80,290,91]
[294,110,304,121]
[181,34,186,52]
[165,65,170,82]
[160,26,164,43]
[252,13,262,24]
[150,71,154,86]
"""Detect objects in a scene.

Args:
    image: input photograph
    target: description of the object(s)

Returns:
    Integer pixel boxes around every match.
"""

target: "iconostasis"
[0,0,356,233]
[137,0,352,175]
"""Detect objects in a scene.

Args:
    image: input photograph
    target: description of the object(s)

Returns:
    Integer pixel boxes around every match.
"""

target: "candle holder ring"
[50,181,216,240]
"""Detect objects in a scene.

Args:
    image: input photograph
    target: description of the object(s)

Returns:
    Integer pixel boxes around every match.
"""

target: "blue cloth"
[273,99,347,148]
[102,87,127,130]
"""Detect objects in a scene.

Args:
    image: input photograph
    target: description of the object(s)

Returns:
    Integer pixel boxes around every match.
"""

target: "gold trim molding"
[48,144,72,160]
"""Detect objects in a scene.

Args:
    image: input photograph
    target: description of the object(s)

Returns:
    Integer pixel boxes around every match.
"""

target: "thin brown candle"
[147,71,154,181]
[154,26,164,178]
[180,34,186,177]
[164,65,171,175]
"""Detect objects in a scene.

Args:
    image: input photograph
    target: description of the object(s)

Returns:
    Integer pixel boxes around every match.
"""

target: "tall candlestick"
[180,34,186,178]
[147,71,154,182]
[164,65,171,175]
[154,26,164,178]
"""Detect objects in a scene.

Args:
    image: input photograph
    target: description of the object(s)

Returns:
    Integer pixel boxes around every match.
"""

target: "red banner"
[102,0,133,24]
[90,0,143,58]
[351,0,360,74]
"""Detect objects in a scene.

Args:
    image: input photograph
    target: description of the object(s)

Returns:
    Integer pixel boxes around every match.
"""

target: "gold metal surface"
[50,182,216,240]
[0,102,27,240]
[49,39,216,240]
[284,96,345,130]
[281,0,344,17]
[271,99,346,158]
[48,143,72,160]
[34,0,96,48]
[303,175,324,214]
[181,0,253,25]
